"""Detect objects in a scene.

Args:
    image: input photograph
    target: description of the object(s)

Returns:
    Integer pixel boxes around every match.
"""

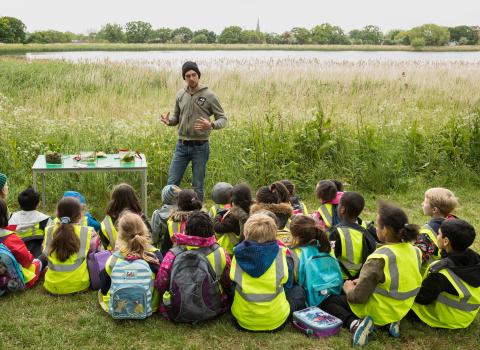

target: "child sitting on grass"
[416,187,459,269]
[208,182,233,219]
[100,183,151,251]
[312,179,343,230]
[99,211,163,316]
[412,219,480,329]
[62,191,101,232]
[42,197,99,294]
[230,213,305,332]
[155,211,231,323]
[162,189,203,255]
[329,191,374,280]
[321,203,422,346]
[0,198,43,289]
[250,182,293,246]
[213,183,252,255]
[151,185,181,249]
[9,187,52,257]
[289,214,342,306]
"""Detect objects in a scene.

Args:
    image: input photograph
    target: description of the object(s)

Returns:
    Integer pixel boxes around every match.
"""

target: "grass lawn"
[1,189,479,350]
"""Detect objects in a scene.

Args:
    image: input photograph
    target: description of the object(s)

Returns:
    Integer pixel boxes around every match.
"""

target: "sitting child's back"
[8,187,52,257]
[99,211,162,319]
[230,213,291,331]
[155,211,231,323]
[43,197,97,294]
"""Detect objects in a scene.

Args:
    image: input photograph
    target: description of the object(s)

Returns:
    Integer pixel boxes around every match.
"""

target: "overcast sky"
[2,0,479,34]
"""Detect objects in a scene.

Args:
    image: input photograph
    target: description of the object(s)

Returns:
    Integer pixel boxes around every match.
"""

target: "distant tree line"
[1,16,479,48]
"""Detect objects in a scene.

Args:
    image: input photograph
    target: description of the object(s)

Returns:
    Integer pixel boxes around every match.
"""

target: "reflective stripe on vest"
[436,268,480,312]
[0,228,13,237]
[233,249,284,302]
[168,220,184,238]
[338,226,363,271]
[373,247,421,300]
[15,224,45,241]
[318,205,333,227]
[101,216,116,248]
[210,247,223,277]
[47,226,89,272]
[43,225,55,256]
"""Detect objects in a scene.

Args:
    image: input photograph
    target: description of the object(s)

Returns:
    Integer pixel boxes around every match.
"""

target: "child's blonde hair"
[425,187,458,215]
[244,213,277,243]
[117,211,159,265]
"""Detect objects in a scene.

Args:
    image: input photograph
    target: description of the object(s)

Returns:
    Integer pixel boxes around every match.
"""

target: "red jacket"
[0,227,41,288]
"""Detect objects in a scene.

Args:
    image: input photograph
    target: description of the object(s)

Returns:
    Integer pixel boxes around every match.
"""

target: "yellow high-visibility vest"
[412,260,480,329]
[100,215,117,251]
[43,224,92,294]
[349,243,422,326]
[230,247,290,331]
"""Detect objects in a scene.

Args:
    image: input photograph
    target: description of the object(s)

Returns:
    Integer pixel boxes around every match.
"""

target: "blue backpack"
[298,245,343,307]
[0,243,26,296]
[108,253,153,319]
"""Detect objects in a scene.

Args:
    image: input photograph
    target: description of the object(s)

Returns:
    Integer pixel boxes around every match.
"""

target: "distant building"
[256,18,261,33]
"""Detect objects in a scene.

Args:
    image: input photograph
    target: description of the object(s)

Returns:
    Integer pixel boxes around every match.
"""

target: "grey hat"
[211,182,233,205]
[161,185,181,205]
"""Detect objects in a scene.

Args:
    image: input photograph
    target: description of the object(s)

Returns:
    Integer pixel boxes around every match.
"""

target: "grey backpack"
[166,244,223,323]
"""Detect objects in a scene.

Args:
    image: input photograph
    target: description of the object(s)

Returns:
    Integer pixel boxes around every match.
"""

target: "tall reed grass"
[1,56,479,216]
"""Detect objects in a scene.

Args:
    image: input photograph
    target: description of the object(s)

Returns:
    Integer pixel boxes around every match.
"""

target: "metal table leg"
[33,171,37,191]
[41,172,46,208]
[142,169,148,214]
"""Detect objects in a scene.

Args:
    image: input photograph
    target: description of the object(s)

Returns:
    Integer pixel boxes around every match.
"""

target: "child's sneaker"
[388,321,400,338]
[352,316,374,346]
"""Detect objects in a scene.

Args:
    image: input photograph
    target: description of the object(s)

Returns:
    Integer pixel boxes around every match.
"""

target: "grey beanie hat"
[211,182,233,205]
[161,185,181,205]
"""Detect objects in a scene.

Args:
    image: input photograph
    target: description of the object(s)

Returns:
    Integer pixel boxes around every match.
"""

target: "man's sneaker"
[389,321,400,338]
[352,316,374,346]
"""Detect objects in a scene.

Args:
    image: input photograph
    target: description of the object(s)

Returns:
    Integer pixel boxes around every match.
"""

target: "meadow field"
[0,53,479,349]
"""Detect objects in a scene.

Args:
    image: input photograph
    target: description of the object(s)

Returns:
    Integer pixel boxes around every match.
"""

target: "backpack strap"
[108,252,120,272]
[198,243,223,276]
[170,246,187,257]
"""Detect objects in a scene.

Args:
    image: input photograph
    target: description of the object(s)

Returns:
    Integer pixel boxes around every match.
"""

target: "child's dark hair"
[106,183,143,222]
[256,181,290,204]
[339,192,365,219]
[377,202,418,242]
[232,183,252,213]
[50,197,82,262]
[0,198,9,227]
[330,179,344,192]
[316,180,338,202]
[280,180,295,196]
[440,219,476,252]
[18,187,40,211]
[185,210,213,238]
[290,215,331,253]
[177,189,203,211]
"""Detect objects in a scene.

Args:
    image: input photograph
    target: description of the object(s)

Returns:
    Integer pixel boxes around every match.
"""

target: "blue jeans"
[167,140,210,200]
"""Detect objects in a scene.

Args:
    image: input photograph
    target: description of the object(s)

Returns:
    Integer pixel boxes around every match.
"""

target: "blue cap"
[63,191,86,205]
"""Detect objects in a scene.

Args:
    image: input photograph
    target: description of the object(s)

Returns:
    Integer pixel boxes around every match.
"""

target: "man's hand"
[160,112,170,125]
[194,117,213,130]
[343,280,356,294]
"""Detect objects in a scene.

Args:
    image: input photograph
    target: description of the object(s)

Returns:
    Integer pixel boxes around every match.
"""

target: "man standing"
[161,61,227,200]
